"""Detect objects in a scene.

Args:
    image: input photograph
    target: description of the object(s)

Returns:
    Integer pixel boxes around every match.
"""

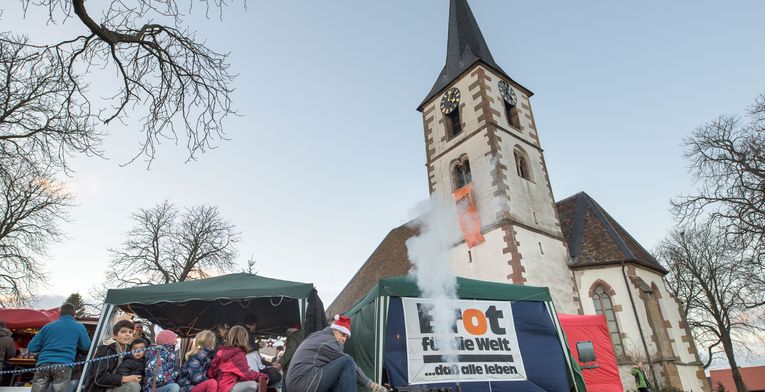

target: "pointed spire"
[418,0,513,110]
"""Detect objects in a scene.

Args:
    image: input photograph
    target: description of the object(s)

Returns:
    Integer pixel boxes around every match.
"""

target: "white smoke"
[406,195,461,364]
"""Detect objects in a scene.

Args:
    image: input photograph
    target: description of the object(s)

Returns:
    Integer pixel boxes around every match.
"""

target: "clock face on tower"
[498,80,518,106]
[440,87,461,114]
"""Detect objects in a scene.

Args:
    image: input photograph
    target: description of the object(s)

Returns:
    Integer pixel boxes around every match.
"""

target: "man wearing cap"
[286,316,386,392]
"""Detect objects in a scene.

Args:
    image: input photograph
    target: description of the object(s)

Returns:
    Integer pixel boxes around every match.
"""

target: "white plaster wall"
[618,365,639,391]
[514,226,578,314]
[449,228,507,281]
[632,268,699,365]
[575,267,660,357]
[677,364,706,392]
[428,131,506,228]
[577,267,707,391]
[421,69,485,157]
[478,66,540,149]
[499,136,561,235]
[632,269,707,392]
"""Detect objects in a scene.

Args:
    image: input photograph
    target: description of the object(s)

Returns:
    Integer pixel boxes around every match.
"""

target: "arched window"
[514,148,532,181]
[445,109,462,138]
[504,100,521,129]
[592,285,625,356]
[453,159,472,190]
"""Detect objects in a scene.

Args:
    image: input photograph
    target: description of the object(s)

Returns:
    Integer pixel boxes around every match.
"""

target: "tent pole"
[77,303,115,391]
[299,299,306,328]
[382,297,388,383]
[546,302,581,392]
[373,298,380,383]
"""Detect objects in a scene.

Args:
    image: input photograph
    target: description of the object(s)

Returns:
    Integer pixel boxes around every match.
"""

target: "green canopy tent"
[343,275,586,392]
[78,273,322,390]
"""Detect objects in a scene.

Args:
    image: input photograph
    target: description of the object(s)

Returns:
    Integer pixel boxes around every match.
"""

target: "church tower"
[418,0,580,314]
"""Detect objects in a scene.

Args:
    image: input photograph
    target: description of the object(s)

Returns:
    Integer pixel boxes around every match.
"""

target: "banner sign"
[453,185,485,248]
[402,298,526,384]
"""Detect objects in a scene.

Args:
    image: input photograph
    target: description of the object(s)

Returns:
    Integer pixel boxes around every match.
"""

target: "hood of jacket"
[216,346,244,361]
[0,328,11,338]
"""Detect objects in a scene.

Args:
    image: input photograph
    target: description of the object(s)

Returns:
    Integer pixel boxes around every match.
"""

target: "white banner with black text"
[402,298,527,384]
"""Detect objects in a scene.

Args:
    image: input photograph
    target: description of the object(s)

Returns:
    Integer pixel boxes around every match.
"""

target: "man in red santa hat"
[285,315,386,392]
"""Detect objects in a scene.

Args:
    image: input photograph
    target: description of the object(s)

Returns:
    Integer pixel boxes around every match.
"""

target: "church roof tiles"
[556,191,667,274]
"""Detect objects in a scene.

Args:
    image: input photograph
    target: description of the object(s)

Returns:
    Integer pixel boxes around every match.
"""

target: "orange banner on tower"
[453,185,485,248]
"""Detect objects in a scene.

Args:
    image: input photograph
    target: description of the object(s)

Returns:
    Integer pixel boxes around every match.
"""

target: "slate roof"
[326,223,418,316]
[556,192,667,274]
[418,0,527,111]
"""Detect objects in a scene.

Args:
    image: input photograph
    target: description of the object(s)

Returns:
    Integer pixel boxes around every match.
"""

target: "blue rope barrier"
[0,346,167,375]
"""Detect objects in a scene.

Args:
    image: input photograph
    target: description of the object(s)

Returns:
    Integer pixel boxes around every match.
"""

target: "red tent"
[0,308,60,329]
[559,314,624,392]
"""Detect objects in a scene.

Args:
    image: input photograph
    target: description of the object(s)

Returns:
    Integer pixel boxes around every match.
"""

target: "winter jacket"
[631,367,651,389]
[278,329,303,371]
[83,342,127,392]
[0,328,16,365]
[27,314,91,365]
[207,346,264,392]
[286,327,371,392]
[178,348,215,392]
[143,344,179,392]
[115,356,146,377]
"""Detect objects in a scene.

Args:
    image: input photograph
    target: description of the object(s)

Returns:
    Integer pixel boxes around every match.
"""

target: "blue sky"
[5,1,765,362]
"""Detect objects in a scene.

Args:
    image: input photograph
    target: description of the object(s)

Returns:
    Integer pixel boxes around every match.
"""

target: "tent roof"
[104,273,314,305]
[0,308,59,329]
[345,275,552,316]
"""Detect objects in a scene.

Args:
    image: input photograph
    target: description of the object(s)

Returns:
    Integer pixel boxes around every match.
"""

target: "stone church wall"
[575,266,709,391]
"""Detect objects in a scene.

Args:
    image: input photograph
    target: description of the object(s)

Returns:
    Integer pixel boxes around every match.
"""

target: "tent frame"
[76,273,316,391]
[344,276,586,392]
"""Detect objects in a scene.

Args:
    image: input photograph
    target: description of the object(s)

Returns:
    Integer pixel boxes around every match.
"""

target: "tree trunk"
[721,335,747,392]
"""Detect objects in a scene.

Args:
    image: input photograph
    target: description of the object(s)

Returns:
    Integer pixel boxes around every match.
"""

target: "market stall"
[342,275,587,392]
[0,309,98,387]
[0,308,59,386]
[78,273,327,391]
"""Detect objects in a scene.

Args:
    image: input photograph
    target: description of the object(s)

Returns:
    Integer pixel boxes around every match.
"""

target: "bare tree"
[673,93,765,258]
[655,225,764,392]
[0,35,99,171]
[106,200,240,287]
[0,155,74,305]
[1,0,238,169]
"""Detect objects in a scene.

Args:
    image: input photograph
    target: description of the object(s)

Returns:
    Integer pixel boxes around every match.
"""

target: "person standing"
[133,322,152,344]
[273,323,303,392]
[27,303,91,392]
[631,361,651,392]
[286,316,386,392]
[0,320,16,386]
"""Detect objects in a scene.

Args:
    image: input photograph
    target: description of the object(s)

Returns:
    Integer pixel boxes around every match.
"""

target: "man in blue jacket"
[28,303,91,392]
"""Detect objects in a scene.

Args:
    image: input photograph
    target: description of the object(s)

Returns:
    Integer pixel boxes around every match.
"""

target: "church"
[327,1,708,390]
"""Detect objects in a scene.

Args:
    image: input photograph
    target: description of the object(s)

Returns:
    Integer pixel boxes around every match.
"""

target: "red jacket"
[207,346,265,392]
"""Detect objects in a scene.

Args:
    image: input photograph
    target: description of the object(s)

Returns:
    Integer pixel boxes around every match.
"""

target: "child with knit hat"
[144,330,181,392]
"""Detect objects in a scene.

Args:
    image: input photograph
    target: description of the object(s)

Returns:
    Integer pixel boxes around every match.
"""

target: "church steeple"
[418,0,515,110]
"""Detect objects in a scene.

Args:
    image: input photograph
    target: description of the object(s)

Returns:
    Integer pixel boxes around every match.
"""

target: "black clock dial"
[440,87,461,114]
[498,80,518,106]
